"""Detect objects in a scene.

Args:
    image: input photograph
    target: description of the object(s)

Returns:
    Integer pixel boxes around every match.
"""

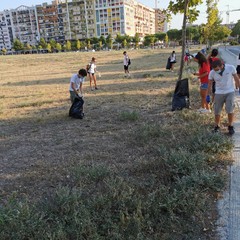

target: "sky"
[0,0,239,29]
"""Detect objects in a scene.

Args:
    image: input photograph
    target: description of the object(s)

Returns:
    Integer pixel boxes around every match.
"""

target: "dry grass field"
[0,48,186,200]
[0,48,233,239]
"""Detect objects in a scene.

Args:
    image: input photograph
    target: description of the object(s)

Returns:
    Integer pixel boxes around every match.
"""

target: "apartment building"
[135,2,155,37]
[36,0,64,43]
[155,8,167,33]
[0,11,12,50]
[59,0,95,40]
[0,0,161,49]
[9,5,39,46]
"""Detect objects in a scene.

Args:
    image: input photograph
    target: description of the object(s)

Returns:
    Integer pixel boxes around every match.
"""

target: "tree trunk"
[178,0,189,81]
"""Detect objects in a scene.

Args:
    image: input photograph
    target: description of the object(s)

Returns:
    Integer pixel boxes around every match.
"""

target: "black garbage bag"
[166,57,171,70]
[172,78,190,111]
[69,96,84,119]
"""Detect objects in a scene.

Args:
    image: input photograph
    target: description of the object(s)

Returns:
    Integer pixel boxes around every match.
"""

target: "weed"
[119,110,139,121]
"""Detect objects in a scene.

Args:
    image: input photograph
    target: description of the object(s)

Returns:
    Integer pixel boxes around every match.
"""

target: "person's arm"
[233,73,240,89]
[79,82,83,95]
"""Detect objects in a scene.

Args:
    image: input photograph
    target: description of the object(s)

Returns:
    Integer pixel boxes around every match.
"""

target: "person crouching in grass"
[69,68,87,103]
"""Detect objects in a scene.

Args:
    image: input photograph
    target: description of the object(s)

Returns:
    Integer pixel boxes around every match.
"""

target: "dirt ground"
[0,48,201,203]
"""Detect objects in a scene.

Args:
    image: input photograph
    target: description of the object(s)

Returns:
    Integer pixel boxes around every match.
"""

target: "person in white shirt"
[169,51,176,72]
[208,59,240,135]
[123,51,130,77]
[87,57,98,91]
[69,69,87,103]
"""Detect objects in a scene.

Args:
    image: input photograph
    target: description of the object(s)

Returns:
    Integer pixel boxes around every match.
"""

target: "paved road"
[217,46,240,240]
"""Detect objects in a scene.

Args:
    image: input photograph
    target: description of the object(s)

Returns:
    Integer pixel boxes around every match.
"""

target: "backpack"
[69,96,84,119]
[128,58,131,65]
[86,63,91,72]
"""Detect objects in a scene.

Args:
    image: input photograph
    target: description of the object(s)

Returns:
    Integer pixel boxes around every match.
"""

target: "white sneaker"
[197,108,206,112]
[200,109,211,114]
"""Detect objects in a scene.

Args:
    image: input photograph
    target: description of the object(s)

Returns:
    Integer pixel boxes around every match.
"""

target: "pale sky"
[0,0,239,29]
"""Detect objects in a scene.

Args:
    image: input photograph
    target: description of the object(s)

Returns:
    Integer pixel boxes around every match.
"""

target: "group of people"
[68,51,131,104]
[68,47,240,135]
[193,48,240,135]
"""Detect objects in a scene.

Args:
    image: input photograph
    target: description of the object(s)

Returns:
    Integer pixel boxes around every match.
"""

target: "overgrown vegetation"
[0,109,233,239]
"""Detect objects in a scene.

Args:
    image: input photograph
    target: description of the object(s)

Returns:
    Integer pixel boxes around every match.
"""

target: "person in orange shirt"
[193,52,211,113]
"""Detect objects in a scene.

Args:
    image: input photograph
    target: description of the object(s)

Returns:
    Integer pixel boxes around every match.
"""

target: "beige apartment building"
[95,0,135,38]
[134,2,155,37]
[155,8,167,33]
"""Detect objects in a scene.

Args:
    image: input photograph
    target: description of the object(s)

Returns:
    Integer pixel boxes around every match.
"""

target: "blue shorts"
[200,83,208,90]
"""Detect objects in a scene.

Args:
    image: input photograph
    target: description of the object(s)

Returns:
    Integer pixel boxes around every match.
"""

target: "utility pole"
[226,4,230,24]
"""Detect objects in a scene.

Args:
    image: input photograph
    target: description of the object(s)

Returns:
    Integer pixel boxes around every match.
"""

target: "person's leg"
[70,91,75,104]
[200,84,210,110]
[93,74,98,89]
[225,92,235,126]
[90,74,94,90]
[213,94,225,129]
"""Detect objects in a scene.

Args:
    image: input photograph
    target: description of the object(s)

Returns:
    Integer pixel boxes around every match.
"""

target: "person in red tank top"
[193,52,211,113]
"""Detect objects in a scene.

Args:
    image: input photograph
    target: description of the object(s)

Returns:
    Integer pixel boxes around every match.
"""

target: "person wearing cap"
[208,59,240,135]
[193,52,211,113]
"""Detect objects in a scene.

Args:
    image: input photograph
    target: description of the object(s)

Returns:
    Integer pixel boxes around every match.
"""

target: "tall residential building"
[134,2,155,37]
[95,0,136,38]
[36,0,64,43]
[155,8,167,33]
[0,0,162,50]
[0,11,12,50]
[9,5,39,46]
[59,0,95,40]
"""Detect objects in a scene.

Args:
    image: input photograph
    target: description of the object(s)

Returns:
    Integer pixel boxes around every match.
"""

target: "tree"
[76,40,81,50]
[231,20,240,37]
[49,39,56,50]
[39,37,47,49]
[99,40,103,50]
[66,41,71,51]
[203,0,222,47]
[214,25,231,41]
[132,33,140,48]
[47,43,52,53]
[106,34,113,49]
[155,32,166,41]
[86,39,91,50]
[56,43,62,52]
[144,34,156,47]
[2,48,7,55]
[167,29,181,41]
[123,39,127,48]
[24,43,32,51]
[167,0,203,80]
[13,39,24,51]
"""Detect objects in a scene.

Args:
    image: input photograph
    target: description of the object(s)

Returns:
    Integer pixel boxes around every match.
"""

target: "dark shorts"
[88,72,94,76]
[124,65,128,70]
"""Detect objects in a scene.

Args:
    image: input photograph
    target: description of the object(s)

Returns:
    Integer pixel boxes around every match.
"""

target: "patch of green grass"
[119,110,139,121]
[14,100,54,108]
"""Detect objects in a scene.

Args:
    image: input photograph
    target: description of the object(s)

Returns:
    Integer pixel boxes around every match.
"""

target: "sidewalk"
[217,47,240,240]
